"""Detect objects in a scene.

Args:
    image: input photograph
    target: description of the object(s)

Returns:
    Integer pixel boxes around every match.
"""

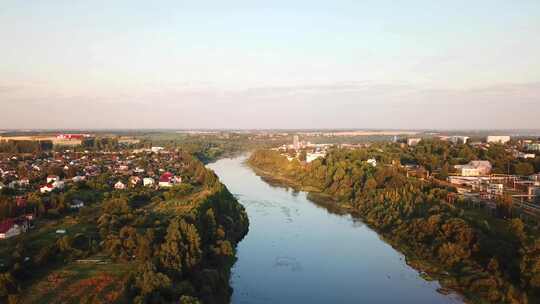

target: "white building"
[40,184,55,193]
[70,200,85,209]
[367,158,377,167]
[114,181,126,190]
[143,177,155,187]
[455,160,492,176]
[407,138,422,146]
[487,136,510,144]
[47,175,59,183]
[525,143,540,151]
[151,146,165,153]
[450,136,470,144]
[306,152,326,163]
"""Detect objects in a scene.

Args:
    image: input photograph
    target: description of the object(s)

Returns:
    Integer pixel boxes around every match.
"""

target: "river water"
[208,156,461,304]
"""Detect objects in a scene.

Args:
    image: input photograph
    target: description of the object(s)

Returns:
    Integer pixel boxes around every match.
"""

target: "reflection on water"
[208,155,462,304]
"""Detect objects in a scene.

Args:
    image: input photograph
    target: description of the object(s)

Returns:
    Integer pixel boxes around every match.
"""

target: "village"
[274,134,540,221]
[0,145,187,240]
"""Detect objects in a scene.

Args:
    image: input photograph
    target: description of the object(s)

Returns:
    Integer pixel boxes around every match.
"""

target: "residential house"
[407,138,422,146]
[47,175,59,183]
[143,177,155,187]
[367,158,377,167]
[114,181,126,190]
[40,184,55,193]
[70,199,85,209]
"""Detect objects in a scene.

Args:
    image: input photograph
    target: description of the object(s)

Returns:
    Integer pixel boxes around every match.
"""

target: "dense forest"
[249,148,539,303]
[0,152,248,304]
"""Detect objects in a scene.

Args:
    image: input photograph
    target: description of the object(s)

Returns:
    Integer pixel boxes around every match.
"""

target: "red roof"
[0,219,14,234]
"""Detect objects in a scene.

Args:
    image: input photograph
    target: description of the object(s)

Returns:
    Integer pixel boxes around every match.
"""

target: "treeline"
[403,139,540,176]
[249,149,539,303]
[0,140,53,154]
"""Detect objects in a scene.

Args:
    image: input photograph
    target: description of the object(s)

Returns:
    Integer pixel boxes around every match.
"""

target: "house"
[407,138,422,146]
[47,175,59,183]
[0,219,25,240]
[517,152,536,159]
[487,136,510,144]
[52,180,65,190]
[455,160,492,176]
[367,158,377,167]
[143,177,155,187]
[306,151,326,163]
[129,176,142,186]
[70,199,85,209]
[159,172,174,188]
[151,147,165,153]
[40,184,55,193]
[450,136,470,144]
[114,181,126,190]
[525,143,540,152]
[72,175,86,182]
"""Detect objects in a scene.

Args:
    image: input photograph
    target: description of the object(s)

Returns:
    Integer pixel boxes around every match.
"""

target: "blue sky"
[1,0,539,129]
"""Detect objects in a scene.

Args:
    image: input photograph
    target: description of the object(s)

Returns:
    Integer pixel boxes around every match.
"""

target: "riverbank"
[247,161,469,301]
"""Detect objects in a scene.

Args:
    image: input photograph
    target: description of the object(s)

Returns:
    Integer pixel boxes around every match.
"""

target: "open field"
[0,135,82,146]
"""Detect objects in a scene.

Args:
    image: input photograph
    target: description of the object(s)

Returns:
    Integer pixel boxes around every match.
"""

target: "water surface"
[208,156,461,304]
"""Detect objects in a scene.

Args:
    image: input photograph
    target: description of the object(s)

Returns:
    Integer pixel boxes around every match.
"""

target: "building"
[407,138,422,146]
[293,135,300,150]
[40,184,55,193]
[455,160,492,176]
[151,146,164,153]
[143,177,155,187]
[47,175,59,183]
[487,136,510,144]
[114,181,126,190]
[306,151,326,163]
[0,218,28,240]
[159,172,174,188]
[367,158,377,167]
[450,136,470,144]
[129,176,142,186]
[525,143,540,152]
[70,199,85,209]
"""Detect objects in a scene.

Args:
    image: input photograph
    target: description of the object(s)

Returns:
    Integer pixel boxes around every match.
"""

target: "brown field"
[0,135,82,146]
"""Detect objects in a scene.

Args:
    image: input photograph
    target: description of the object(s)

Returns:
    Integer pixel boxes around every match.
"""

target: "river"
[208,155,462,304]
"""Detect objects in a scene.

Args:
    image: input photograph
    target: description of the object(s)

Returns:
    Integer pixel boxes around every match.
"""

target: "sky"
[1,0,539,130]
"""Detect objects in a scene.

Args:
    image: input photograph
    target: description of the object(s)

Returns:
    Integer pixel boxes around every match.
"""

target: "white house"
[47,175,59,183]
[114,181,126,190]
[40,184,55,193]
[72,175,86,182]
[407,138,422,146]
[52,180,65,190]
[143,177,155,187]
[367,158,377,167]
[70,200,85,209]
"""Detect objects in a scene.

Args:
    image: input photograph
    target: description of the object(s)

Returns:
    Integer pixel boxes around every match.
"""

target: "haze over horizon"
[1,0,539,130]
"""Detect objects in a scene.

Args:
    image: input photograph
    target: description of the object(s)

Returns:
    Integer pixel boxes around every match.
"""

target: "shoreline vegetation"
[0,151,249,304]
[247,149,539,304]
